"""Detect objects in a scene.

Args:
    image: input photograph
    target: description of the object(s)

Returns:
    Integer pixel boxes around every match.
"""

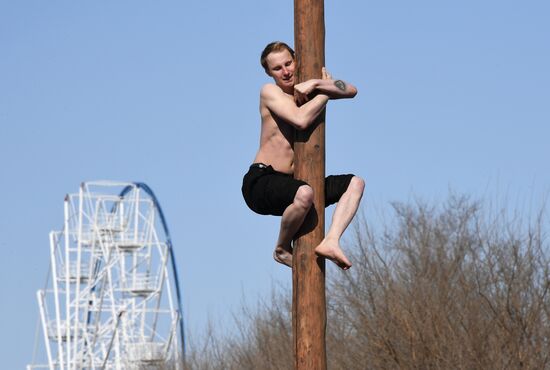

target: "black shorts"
[241,163,354,216]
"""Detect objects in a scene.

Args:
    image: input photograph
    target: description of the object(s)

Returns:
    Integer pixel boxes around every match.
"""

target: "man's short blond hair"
[260,41,295,74]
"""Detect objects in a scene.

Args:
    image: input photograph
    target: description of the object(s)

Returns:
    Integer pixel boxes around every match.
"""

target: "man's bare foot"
[273,245,293,268]
[315,238,352,270]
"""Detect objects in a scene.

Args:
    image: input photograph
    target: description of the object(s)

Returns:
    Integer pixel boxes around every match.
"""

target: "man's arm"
[294,67,357,104]
[261,83,329,130]
[313,78,357,98]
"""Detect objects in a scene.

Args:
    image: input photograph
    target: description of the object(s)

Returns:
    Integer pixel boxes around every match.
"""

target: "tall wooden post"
[292,0,327,369]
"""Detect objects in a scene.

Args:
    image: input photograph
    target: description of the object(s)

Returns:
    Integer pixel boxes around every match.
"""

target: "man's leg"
[274,185,314,267]
[315,176,365,270]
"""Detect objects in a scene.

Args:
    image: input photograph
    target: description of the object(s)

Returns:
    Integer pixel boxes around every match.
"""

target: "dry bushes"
[183,293,293,370]
[185,195,550,370]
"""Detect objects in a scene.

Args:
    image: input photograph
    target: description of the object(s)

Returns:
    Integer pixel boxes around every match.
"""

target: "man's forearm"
[294,93,329,130]
[313,79,357,99]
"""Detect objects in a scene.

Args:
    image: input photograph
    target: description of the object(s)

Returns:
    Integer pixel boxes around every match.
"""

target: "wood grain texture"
[293,0,327,369]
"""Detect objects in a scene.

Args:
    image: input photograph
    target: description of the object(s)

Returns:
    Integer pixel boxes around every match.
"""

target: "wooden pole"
[293,0,327,369]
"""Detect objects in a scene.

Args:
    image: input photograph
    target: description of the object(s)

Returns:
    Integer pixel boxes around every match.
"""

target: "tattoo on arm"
[334,80,346,91]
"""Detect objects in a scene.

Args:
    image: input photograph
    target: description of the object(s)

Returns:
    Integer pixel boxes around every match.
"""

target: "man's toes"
[273,250,293,268]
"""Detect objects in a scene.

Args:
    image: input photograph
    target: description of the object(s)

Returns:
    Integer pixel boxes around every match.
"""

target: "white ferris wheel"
[28,181,185,370]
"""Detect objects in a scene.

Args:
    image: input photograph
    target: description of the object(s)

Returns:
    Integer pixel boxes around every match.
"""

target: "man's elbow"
[292,116,311,130]
[293,120,308,131]
[348,85,358,98]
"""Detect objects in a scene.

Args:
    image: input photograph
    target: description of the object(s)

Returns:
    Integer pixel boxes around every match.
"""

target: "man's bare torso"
[253,84,295,174]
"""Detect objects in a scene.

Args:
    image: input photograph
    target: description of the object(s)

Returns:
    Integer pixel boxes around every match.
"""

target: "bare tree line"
[183,195,550,369]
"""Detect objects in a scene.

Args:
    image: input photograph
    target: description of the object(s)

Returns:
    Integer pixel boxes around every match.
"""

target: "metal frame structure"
[29,181,184,370]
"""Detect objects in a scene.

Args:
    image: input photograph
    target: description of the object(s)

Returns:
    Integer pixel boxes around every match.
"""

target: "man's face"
[265,49,295,90]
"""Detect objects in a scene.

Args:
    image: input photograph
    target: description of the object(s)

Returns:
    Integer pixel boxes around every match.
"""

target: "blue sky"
[1,1,549,367]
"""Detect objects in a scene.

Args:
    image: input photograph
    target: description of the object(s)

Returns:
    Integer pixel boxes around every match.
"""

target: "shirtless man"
[242,41,364,270]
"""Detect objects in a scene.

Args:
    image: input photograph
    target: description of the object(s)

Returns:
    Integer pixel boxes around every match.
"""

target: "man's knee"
[294,185,314,209]
[349,176,365,195]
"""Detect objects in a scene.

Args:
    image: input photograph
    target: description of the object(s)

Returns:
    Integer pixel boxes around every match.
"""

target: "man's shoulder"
[260,83,283,97]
